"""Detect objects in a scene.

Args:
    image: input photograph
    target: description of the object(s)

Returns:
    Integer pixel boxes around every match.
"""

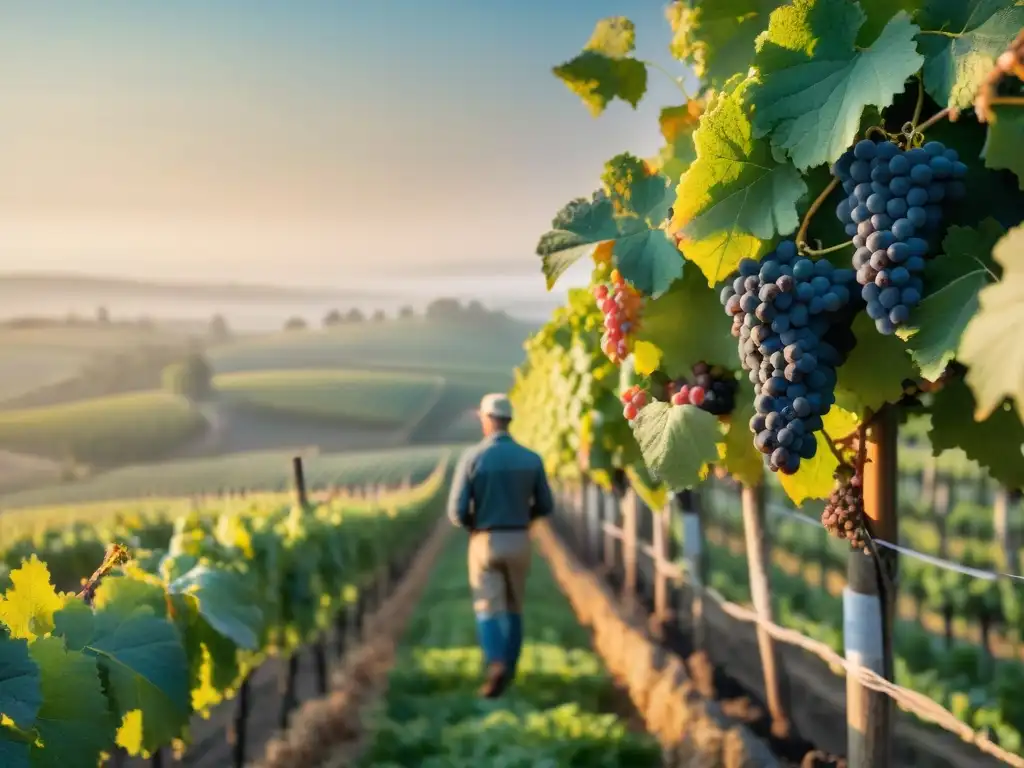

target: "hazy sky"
[0,1,694,289]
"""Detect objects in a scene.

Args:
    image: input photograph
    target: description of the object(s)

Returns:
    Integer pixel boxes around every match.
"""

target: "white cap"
[479,393,513,420]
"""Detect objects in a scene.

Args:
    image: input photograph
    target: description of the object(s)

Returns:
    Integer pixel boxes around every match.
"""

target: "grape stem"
[916,108,953,133]
[796,177,839,253]
[820,428,847,466]
[990,96,1024,107]
[639,59,693,101]
[800,239,854,257]
[911,74,924,127]
[77,543,131,605]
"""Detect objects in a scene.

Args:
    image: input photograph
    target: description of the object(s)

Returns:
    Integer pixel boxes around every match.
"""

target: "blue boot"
[475,613,510,698]
[506,613,523,681]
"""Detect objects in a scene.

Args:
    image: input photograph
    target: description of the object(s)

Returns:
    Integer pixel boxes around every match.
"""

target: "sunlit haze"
[0,1,694,305]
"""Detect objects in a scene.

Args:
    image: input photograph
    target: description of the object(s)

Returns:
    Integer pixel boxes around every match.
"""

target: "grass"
[215,369,445,428]
[0,391,205,467]
[208,316,532,377]
[0,444,461,515]
[356,535,660,767]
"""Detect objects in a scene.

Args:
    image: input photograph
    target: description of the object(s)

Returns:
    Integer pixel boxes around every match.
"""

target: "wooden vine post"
[993,487,1016,574]
[740,480,791,739]
[603,481,620,573]
[651,504,669,625]
[292,456,308,509]
[587,480,602,565]
[581,479,589,557]
[674,489,707,652]
[845,406,899,768]
[621,487,639,605]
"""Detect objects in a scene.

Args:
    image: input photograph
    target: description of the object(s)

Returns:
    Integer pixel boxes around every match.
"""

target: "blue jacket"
[446,432,554,531]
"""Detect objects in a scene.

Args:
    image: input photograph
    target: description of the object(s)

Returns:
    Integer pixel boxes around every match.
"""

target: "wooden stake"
[676,489,706,652]
[292,456,308,509]
[622,489,639,603]
[740,482,791,739]
[845,406,898,768]
[603,489,617,572]
[652,506,669,626]
[229,675,251,768]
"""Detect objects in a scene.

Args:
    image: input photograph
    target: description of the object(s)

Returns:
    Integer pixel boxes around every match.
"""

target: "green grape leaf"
[858,0,924,45]
[929,379,1024,489]
[0,635,41,728]
[54,600,191,755]
[721,382,766,487]
[918,0,1024,110]
[666,0,781,89]
[635,268,738,377]
[672,75,807,285]
[837,313,916,412]
[0,557,65,641]
[28,636,114,768]
[539,158,682,296]
[536,193,619,289]
[657,102,701,183]
[94,573,169,618]
[778,434,839,505]
[959,226,1024,421]
[0,729,29,768]
[898,221,1005,380]
[982,105,1024,189]
[168,565,262,651]
[750,1,924,170]
[629,402,720,489]
[613,224,685,298]
[553,17,648,117]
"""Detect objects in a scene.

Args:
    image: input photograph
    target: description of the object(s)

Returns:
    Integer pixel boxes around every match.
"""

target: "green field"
[0,391,205,467]
[209,316,532,376]
[216,368,445,428]
[0,325,190,404]
[0,443,458,514]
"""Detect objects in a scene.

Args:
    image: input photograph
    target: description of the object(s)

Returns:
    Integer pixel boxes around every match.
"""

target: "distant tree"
[284,316,308,331]
[96,306,110,325]
[425,297,462,321]
[323,309,343,328]
[466,299,488,316]
[345,308,365,323]
[209,314,231,342]
[372,309,387,322]
[163,351,213,402]
[399,305,415,319]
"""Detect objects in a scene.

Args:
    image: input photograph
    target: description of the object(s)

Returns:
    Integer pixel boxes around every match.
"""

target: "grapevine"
[522,2,1024,528]
[513,5,1024,762]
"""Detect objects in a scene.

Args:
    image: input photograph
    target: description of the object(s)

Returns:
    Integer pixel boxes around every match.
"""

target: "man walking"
[446,392,555,698]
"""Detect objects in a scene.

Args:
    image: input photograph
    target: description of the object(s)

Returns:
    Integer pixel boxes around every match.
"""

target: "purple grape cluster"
[822,473,866,550]
[832,139,967,335]
[720,240,856,475]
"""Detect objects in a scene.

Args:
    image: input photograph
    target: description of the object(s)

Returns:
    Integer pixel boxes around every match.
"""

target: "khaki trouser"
[468,529,532,616]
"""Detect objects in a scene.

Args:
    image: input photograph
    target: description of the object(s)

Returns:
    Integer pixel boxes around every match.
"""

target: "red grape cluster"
[821,473,867,551]
[593,269,643,364]
[620,384,647,421]
[665,362,738,415]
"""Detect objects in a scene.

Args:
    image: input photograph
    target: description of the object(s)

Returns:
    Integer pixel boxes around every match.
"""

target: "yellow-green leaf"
[672,75,807,285]
[778,434,838,505]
